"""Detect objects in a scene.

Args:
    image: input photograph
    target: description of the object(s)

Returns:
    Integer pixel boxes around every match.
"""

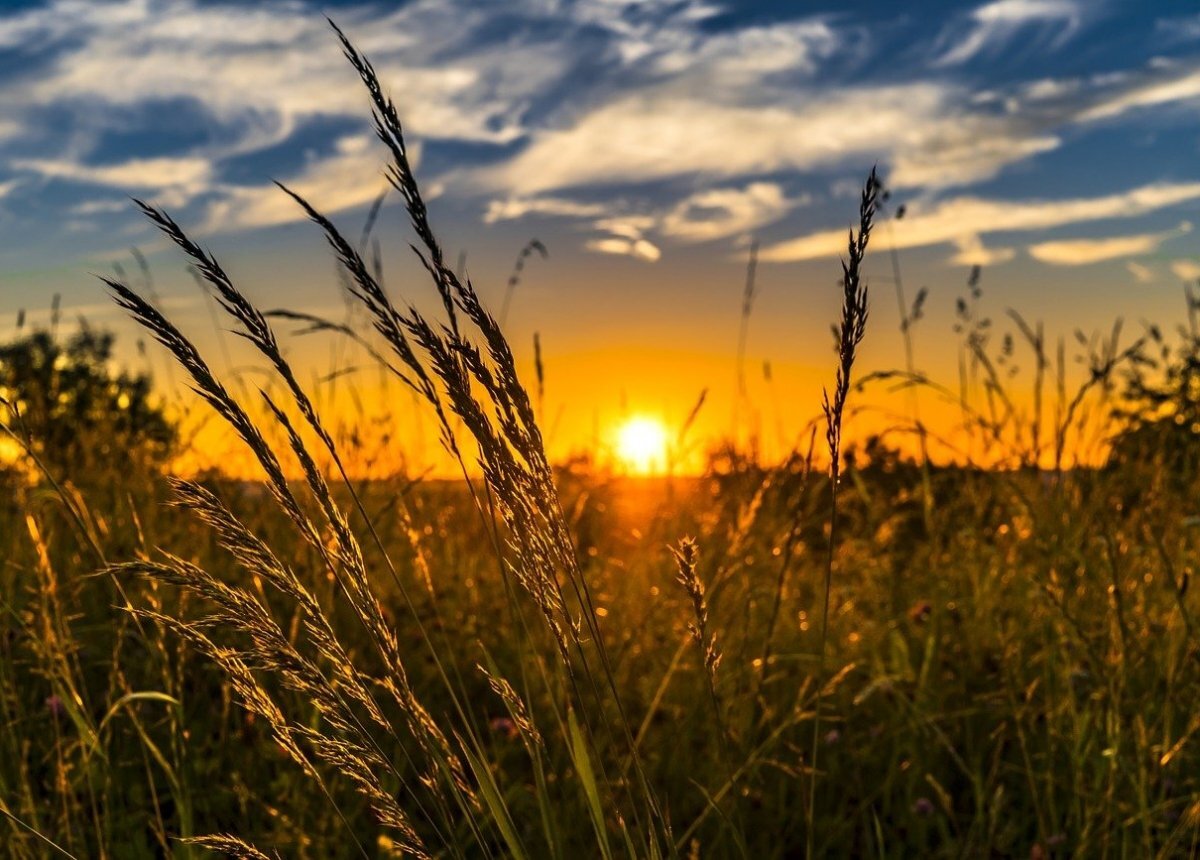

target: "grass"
[3,18,1200,860]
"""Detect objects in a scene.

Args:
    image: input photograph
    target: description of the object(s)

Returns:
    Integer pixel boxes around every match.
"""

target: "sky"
[1,0,1200,471]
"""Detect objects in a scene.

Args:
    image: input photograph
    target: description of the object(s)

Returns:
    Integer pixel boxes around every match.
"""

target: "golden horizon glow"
[615,415,669,475]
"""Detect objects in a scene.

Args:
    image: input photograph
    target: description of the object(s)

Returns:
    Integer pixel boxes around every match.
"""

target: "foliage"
[4,19,1200,860]
[0,326,175,476]
[1110,284,1200,481]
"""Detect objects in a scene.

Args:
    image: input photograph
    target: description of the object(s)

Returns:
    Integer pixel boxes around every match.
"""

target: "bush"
[0,326,175,477]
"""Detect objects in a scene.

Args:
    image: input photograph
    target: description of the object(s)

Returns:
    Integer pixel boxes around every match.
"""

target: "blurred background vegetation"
[3,271,1200,858]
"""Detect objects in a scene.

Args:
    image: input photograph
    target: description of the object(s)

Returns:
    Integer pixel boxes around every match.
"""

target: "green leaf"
[461,741,528,860]
[568,708,612,860]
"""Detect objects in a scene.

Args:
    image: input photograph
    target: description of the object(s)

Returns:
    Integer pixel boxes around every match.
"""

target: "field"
[4,24,1200,860]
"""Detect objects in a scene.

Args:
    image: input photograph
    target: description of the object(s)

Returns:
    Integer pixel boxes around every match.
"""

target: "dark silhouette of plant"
[1107,285,1200,485]
[0,327,175,476]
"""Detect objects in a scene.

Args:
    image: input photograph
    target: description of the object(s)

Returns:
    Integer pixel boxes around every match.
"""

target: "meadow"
[4,23,1200,860]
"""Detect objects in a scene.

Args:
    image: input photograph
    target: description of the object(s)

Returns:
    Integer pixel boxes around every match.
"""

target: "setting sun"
[615,416,669,474]
[3,2,1197,855]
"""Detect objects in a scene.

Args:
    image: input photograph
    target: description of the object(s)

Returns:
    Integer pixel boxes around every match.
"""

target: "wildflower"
[489,716,518,741]
[908,601,932,624]
[45,694,64,718]
[912,797,934,816]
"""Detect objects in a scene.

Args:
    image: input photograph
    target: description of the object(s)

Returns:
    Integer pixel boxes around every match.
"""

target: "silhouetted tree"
[0,326,175,477]
[1110,284,1200,485]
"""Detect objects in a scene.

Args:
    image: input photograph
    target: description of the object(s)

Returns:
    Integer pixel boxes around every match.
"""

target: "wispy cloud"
[0,0,1197,269]
[1074,65,1200,123]
[660,182,798,243]
[477,34,1200,209]
[483,196,610,224]
[586,216,661,262]
[585,236,661,262]
[1171,259,1200,282]
[934,0,1084,67]
[761,182,1200,263]
[1027,222,1191,265]
[200,135,395,233]
[8,0,540,148]
[14,156,213,207]
[486,83,1065,196]
[488,181,800,256]
[0,0,567,230]
[949,236,1016,267]
[1154,13,1200,45]
[1126,261,1154,284]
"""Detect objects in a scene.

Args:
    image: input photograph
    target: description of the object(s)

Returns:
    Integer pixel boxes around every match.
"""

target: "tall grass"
[808,168,877,858]
[96,21,697,858]
[2,17,1200,860]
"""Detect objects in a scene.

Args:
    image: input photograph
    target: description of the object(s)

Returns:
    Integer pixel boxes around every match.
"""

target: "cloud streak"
[934,0,1084,67]
[199,135,395,233]
[14,156,213,205]
[0,0,1197,270]
[660,183,797,242]
[1028,222,1192,265]
[485,84,1063,196]
[1171,260,1200,282]
[761,183,1200,262]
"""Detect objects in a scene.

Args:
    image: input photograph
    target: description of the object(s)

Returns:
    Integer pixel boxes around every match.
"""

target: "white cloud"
[69,199,132,216]
[1126,261,1154,284]
[476,19,1200,204]
[488,181,801,255]
[0,0,855,242]
[1075,67,1200,123]
[570,1,836,84]
[935,0,1083,67]
[487,83,1058,195]
[593,216,657,239]
[200,135,396,233]
[949,236,1016,267]
[585,214,660,261]
[585,235,661,262]
[1154,14,1200,44]
[637,19,840,83]
[483,196,609,224]
[1,0,1199,258]
[480,51,1200,205]
[761,182,1200,262]
[15,155,212,195]
[486,182,799,252]
[1020,78,1082,101]
[5,0,545,150]
[1027,222,1191,265]
[14,155,212,209]
[1171,260,1200,282]
[890,132,1060,190]
[0,0,576,230]
[661,182,797,242]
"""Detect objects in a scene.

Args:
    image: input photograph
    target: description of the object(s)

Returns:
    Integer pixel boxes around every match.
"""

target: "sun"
[615,415,669,474]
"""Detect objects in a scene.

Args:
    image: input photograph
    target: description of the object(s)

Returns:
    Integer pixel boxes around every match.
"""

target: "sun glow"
[615,415,669,475]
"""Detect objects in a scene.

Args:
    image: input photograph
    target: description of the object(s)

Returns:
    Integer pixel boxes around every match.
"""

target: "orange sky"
[2,2,1200,478]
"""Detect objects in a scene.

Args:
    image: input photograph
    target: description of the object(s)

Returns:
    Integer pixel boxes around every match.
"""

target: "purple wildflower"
[45,694,64,718]
[912,797,935,816]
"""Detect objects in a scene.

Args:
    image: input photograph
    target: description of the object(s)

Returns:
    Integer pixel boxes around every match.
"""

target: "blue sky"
[0,0,1196,268]
[1,0,1199,463]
